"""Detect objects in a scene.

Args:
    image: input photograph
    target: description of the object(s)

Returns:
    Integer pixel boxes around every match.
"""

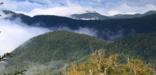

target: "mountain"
[2,10,32,21]
[2,10,156,40]
[71,11,110,20]
[12,31,107,62]
[71,10,156,20]
[112,13,142,19]
[108,33,156,67]
[113,10,156,19]
[2,31,155,74]
[144,10,156,16]
[5,31,108,72]
[1,10,156,74]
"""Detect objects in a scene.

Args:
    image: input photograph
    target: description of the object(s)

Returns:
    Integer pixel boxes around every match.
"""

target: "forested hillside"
[1,31,155,75]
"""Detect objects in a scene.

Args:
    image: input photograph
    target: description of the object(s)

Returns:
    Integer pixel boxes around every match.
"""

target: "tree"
[66,49,155,75]
[0,53,14,62]
[0,53,26,75]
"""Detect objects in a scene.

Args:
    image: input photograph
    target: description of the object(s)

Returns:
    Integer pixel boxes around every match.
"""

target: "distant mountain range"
[71,11,156,20]
[3,10,156,20]
[2,10,156,40]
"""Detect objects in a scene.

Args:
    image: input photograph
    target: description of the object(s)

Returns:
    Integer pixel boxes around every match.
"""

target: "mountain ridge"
[1,10,156,40]
[2,10,156,20]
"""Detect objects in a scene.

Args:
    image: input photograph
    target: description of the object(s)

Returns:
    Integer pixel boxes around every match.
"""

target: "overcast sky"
[1,0,156,16]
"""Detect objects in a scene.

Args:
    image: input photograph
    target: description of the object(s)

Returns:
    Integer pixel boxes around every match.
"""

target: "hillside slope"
[3,31,156,74]
[6,31,108,72]
[108,33,156,66]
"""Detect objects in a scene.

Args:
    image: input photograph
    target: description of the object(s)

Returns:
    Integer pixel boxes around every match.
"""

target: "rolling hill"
[12,31,107,63]
[5,31,108,72]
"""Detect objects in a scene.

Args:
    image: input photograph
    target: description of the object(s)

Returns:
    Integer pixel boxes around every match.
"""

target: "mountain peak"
[144,10,156,15]
[71,11,109,20]
[2,10,15,15]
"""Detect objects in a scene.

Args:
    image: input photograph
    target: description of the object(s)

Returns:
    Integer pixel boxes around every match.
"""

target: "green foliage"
[6,31,108,72]
[2,31,156,75]
[107,33,156,67]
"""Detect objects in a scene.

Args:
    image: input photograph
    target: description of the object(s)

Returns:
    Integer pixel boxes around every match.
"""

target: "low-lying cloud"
[74,27,97,37]
[0,12,124,56]
[51,26,97,37]
[0,18,50,55]
[0,17,98,55]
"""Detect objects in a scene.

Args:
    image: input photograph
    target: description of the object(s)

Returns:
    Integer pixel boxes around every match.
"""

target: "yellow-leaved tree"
[66,49,154,75]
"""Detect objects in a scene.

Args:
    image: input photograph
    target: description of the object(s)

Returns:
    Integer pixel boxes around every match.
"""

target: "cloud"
[1,0,156,16]
[50,26,97,37]
[106,3,138,16]
[105,3,156,16]
[0,19,50,55]
[28,4,89,17]
[0,0,17,10]
[24,1,156,16]
[74,27,97,37]
[0,17,98,55]
[0,10,98,56]
[0,0,44,12]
